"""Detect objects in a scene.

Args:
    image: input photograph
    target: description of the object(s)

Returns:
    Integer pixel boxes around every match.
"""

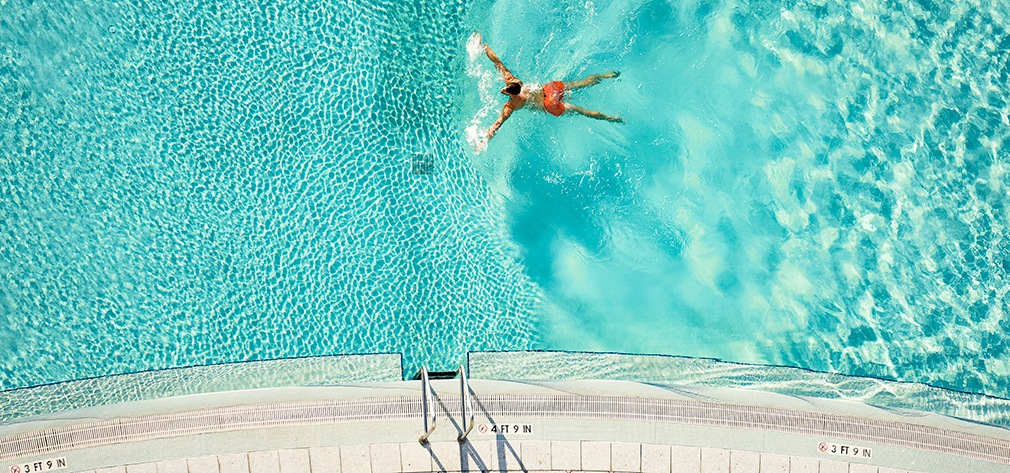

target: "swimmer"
[479,39,624,151]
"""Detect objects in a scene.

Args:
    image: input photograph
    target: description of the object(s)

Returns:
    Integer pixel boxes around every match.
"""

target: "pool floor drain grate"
[411,153,434,175]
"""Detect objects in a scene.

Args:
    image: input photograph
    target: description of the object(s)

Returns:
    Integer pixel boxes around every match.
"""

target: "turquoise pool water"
[2,0,1009,399]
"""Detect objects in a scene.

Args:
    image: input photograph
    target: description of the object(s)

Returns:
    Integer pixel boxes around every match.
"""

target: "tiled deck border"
[76,442,921,473]
[3,394,1008,465]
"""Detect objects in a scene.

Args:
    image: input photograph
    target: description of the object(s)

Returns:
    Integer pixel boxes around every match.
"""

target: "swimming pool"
[2,0,1008,399]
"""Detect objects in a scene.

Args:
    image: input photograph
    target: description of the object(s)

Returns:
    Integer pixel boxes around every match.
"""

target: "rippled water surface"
[3,0,1010,399]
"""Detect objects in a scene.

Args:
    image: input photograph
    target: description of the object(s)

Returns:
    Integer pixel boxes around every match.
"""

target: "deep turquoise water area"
[3,0,1010,399]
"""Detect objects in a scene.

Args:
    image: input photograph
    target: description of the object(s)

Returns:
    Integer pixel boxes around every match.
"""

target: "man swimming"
[480,40,624,150]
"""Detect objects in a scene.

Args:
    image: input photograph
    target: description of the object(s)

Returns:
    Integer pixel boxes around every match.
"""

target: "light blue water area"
[469,0,1010,397]
[2,0,1010,401]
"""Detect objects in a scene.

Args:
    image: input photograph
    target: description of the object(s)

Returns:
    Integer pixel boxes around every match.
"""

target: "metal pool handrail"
[458,364,474,442]
[419,366,436,444]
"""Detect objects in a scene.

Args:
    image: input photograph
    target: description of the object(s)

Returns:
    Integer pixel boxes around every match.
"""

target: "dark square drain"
[411,153,434,175]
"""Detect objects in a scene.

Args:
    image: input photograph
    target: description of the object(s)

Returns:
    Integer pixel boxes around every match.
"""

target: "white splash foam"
[467,124,489,154]
[467,31,483,61]
[465,31,498,154]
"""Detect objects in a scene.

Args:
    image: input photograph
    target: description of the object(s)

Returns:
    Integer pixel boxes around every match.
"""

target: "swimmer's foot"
[570,71,621,89]
[598,113,624,123]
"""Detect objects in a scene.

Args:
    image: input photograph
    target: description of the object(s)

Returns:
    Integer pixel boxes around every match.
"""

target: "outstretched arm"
[487,104,515,142]
[484,43,518,83]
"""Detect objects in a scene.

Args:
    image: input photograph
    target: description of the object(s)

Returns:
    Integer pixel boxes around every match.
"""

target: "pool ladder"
[416,365,474,444]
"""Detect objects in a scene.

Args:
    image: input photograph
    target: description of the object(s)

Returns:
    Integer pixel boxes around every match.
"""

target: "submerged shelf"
[0,353,402,424]
[468,350,1010,428]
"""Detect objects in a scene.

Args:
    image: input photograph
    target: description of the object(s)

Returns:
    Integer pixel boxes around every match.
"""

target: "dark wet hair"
[504,81,522,95]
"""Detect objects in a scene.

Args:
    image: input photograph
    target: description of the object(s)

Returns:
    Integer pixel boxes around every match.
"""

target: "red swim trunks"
[543,81,566,117]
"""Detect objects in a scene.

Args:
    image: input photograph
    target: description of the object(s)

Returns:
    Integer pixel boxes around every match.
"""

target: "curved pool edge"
[5,350,1010,430]
[2,379,1008,473]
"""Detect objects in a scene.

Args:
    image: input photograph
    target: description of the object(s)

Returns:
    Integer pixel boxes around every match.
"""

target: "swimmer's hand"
[474,136,488,154]
[609,115,625,124]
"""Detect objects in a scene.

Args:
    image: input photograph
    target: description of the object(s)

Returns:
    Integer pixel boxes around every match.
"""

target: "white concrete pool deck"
[3,380,1008,473]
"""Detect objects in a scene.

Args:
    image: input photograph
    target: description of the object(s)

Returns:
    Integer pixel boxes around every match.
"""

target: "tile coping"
[2,385,1008,466]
